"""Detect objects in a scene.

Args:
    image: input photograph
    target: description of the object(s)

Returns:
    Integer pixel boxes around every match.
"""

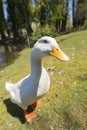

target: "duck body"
[6,57,50,110]
[6,36,69,122]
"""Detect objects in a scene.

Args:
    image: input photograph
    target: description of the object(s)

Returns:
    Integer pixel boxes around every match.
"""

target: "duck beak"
[50,47,69,61]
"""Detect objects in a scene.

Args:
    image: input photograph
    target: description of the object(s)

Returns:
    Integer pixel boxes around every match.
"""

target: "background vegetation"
[0,0,87,44]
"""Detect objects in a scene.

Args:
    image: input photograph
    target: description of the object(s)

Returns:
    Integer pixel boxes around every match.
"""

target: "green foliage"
[83,19,87,30]
[33,0,49,26]
[30,25,58,42]
[73,0,87,28]
[66,17,73,32]
[48,1,64,23]
[1,0,87,40]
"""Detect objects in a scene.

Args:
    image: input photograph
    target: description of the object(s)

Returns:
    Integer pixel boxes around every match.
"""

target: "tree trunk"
[40,5,46,27]
[23,0,33,36]
[55,19,61,32]
[73,0,86,28]
[0,0,6,40]
[72,0,75,27]
[61,0,69,32]
[7,0,19,38]
[61,16,67,32]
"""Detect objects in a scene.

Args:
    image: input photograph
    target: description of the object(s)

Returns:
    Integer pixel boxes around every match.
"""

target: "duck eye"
[43,40,48,44]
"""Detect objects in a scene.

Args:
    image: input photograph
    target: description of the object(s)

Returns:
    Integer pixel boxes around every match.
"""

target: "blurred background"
[0,0,87,65]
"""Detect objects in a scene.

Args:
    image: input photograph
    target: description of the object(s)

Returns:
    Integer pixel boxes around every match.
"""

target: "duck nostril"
[56,48,59,51]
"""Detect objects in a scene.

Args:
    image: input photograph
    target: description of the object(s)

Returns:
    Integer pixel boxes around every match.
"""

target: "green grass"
[0,30,87,130]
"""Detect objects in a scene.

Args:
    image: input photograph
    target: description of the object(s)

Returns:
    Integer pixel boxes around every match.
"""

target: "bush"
[30,25,58,42]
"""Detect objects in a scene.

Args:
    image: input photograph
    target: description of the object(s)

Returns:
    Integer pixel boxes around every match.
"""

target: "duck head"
[32,36,69,61]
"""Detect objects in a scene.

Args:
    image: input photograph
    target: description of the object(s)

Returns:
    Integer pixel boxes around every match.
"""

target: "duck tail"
[5,81,13,92]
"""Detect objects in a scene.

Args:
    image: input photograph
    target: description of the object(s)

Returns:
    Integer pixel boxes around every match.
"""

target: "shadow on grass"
[3,98,26,124]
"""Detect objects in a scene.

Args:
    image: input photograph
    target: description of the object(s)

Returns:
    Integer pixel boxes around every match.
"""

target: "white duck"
[6,36,69,122]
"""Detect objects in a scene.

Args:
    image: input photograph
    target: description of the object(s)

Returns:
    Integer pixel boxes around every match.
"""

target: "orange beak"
[50,47,69,61]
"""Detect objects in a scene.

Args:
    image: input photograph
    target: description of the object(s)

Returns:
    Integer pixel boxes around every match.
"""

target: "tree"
[61,0,69,32]
[47,0,62,32]
[72,0,76,27]
[6,0,34,46]
[22,0,33,35]
[0,0,6,39]
[48,0,69,32]
[7,0,20,37]
[72,0,87,28]
[34,0,49,26]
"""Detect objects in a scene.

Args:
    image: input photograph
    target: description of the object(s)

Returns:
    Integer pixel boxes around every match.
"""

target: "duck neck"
[30,53,42,79]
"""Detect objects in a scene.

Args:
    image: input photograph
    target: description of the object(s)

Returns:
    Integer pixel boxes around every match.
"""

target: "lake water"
[0,46,16,67]
[0,41,28,67]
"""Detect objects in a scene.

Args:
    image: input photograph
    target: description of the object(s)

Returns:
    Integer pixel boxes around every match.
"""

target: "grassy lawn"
[0,30,87,130]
